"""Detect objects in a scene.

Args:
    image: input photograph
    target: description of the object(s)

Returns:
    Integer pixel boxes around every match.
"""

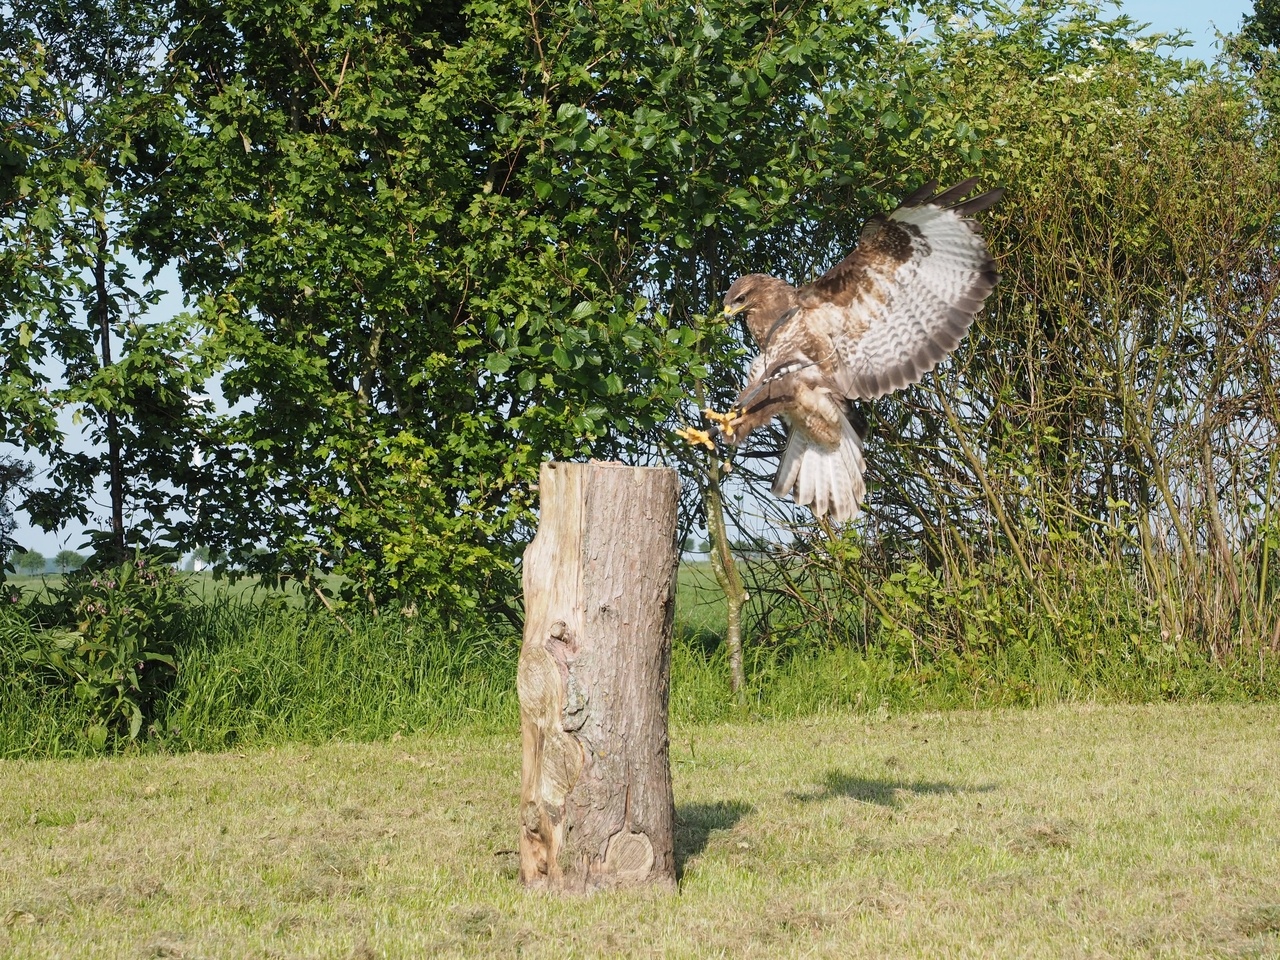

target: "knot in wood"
[602,831,655,884]
[548,620,578,655]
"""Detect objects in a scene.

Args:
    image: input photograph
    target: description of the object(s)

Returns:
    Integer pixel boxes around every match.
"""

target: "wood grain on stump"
[517,461,678,893]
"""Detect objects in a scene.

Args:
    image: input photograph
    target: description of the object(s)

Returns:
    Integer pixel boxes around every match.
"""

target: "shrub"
[19,553,191,746]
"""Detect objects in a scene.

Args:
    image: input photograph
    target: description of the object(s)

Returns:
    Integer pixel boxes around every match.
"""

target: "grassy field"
[2,703,1279,959]
[4,571,328,605]
[5,560,1277,759]
[9,564,726,622]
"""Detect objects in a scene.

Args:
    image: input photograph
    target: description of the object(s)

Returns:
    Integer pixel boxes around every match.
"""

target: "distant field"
[11,564,731,629]
[2,704,1278,959]
[676,560,727,635]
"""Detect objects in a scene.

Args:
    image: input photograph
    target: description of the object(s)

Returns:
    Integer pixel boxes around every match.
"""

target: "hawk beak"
[722,303,745,318]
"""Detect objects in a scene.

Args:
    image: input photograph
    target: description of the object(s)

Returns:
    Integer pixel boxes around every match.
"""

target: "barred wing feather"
[811,179,1003,401]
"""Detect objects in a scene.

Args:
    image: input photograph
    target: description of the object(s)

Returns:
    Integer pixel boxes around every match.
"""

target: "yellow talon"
[703,407,740,440]
[675,425,716,451]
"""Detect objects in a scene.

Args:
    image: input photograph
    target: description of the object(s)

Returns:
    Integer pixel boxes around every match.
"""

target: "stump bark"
[517,461,679,893]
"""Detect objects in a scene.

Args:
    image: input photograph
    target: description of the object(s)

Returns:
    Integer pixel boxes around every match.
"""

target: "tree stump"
[517,461,679,893]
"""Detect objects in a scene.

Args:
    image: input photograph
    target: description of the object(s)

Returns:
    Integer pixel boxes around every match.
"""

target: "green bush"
[17,553,191,747]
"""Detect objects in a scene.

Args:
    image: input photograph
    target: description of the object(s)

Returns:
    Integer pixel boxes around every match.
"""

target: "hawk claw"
[675,425,717,451]
[677,406,744,450]
[703,407,741,441]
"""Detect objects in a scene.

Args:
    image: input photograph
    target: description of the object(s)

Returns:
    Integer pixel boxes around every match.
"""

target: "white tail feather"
[772,416,866,522]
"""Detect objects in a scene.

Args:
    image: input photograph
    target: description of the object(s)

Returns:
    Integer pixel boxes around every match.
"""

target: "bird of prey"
[680,178,1003,522]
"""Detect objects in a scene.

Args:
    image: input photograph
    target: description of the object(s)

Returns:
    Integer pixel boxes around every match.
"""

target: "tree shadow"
[787,769,997,807]
[674,800,754,878]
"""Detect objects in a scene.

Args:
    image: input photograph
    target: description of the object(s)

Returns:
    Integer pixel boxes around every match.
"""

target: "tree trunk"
[94,219,125,562]
[703,461,746,704]
[517,461,678,893]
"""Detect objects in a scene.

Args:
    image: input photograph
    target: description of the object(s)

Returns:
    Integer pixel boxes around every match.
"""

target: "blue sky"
[1120,0,1254,60]
[5,0,1264,558]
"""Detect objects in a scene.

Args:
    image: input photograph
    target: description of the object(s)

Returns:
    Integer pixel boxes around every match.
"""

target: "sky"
[4,0,1263,559]
[1120,0,1254,60]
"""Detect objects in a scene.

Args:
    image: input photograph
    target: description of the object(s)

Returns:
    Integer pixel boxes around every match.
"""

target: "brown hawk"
[686,178,1003,522]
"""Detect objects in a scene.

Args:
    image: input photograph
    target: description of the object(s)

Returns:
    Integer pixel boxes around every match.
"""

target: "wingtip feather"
[927,177,981,207]
[953,185,1005,216]
[901,178,940,207]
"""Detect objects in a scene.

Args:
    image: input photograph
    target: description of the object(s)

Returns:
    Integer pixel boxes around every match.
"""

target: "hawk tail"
[773,414,866,522]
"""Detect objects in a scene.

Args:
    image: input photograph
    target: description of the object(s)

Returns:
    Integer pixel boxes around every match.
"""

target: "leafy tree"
[1242,0,1280,53]
[14,549,45,575]
[0,0,207,563]
[758,0,1280,658]
[1231,0,1280,114]
[54,550,86,573]
[146,0,939,615]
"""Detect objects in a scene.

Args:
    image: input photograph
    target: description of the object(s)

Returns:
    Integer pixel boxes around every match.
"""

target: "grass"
[2,703,1279,958]
[155,598,520,751]
[676,561,727,637]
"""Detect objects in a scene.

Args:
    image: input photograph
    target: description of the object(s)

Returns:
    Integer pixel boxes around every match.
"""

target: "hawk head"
[722,274,796,346]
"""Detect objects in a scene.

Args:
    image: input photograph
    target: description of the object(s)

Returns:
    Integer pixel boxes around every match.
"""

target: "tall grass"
[671,614,1280,729]
[677,555,1280,726]
[3,559,1277,760]
[0,655,100,760]
[157,598,522,750]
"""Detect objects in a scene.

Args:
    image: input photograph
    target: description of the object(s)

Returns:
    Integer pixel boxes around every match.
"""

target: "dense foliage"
[140,0,951,613]
[16,553,188,744]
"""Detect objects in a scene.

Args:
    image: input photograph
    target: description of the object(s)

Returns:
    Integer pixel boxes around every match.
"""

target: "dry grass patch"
[1,704,1279,959]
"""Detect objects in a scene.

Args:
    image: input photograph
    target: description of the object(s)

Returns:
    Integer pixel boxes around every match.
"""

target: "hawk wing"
[791,178,1003,400]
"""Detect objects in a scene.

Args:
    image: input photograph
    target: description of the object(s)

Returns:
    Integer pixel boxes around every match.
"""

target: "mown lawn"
[2,703,1278,959]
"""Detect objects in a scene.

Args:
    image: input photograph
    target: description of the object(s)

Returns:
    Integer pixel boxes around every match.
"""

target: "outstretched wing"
[797,178,1003,400]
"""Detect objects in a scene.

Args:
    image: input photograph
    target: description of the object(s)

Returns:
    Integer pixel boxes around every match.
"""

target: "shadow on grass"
[788,769,997,807]
[674,800,753,878]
